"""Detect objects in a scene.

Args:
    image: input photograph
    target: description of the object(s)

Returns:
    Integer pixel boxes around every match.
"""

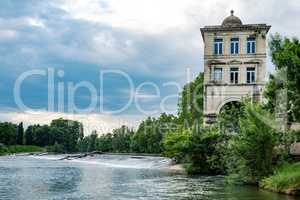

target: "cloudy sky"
[0,0,299,134]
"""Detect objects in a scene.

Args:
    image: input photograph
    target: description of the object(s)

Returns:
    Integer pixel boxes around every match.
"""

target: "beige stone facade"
[200,11,271,125]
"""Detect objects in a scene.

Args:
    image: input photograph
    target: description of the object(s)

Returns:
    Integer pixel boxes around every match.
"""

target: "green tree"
[218,101,244,134]
[98,133,113,152]
[227,102,277,184]
[186,126,226,174]
[88,131,98,152]
[178,73,204,127]
[0,143,8,155]
[0,122,17,145]
[50,118,84,152]
[34,125,51,147]
[111,125,133,153]
[49,127,64,145]
[78,136,89,152]
[264,34,300,122]
[131,114,177,154]
[16,122,24,145]
[163,129,191,162]
[25,125,34,145]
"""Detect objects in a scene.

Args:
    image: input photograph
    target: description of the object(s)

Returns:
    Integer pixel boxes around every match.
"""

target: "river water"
[0,155,298,200]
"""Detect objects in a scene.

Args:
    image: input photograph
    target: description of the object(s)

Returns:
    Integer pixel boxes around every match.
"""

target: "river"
[0,154,298,200]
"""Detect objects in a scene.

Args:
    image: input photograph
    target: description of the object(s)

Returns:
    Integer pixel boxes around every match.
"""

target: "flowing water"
[0,154,299,200]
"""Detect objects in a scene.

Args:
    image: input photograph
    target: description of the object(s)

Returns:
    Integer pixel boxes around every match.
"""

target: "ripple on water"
[0,156,298,200]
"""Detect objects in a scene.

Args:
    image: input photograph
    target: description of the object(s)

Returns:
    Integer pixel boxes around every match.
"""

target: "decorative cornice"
[200,24,271,39]
[206,59,263,65]
[204,53,266,59]
[204,83,265,87]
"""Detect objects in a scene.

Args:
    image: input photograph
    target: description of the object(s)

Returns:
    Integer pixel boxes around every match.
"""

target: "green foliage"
[0,122,17,145]
[163,125,227,175]
[34,125,51,147]
[226,102,277,184]
[78,131,99,152]
[50,118,84,152]
[25,125,34,145]
[111,125,134,153]
[265,34,300,122]
[0,143,8,155]
[131,114,177,154]
[16,122,24,145]
[163,129,191,162]
[218,101,244,134]
[0,118,84,153]
[7,145,45,153]
[97,133,113,152]
[178,73,204,127]
[47,142,64,153]
[188,126,226,174]
[288,130,300,143]
[260,162,300,194]
[88,131,98,152]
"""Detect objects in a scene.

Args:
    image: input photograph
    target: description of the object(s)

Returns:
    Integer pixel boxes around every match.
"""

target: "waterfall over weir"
[31,154,173,169]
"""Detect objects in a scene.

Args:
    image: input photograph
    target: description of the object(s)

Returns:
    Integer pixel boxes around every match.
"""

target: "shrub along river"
[0,154,299,200]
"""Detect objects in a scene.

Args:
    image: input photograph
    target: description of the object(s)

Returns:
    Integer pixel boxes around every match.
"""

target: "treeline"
[0,118,83,153]
[78,114,178,154]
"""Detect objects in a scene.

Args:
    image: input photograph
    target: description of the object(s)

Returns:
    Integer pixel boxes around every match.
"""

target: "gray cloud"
[0,0,299,131]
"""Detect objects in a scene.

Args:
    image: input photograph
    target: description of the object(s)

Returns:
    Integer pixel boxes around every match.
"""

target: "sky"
[0,0,300,134]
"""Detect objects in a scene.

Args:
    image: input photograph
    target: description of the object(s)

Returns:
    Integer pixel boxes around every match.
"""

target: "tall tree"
[227,102,277,184]
[264,34,300,122]
[88,131,98,152]
[16,122,24,145]
[34,125,50,147]
[131,114,177,154]
[0,122,17,145]
[98,133,113,152]
[50,118,84,152]
[178,73,204,127]
[25,125,34,145]
[111,125,133,153]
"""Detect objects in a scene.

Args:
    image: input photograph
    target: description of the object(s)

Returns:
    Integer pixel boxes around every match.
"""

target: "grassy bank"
[0,145,45,155]
[260,162,300,195]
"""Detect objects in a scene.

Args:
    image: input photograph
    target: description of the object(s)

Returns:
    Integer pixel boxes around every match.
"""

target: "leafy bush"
[131,114,177,154]
[260,162,300,194]
[226,102,277,185]
[163,129,191,162]
[0,143,8,155]
[163,126,227,175]
[47,142,64,153]
[7,145,45,153]
[186,126,226,174]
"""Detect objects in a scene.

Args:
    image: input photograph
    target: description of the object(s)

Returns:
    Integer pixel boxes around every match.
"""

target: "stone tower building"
[200,11,271,125]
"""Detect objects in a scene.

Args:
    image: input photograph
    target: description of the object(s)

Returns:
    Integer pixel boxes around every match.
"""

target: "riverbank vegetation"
[0,118,83,154]
[260,162,300,195]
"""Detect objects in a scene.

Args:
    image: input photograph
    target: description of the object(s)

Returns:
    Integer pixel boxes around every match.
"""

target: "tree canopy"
[264,34,300,122]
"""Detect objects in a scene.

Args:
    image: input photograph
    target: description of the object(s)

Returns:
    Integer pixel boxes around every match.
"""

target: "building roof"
[222,10,243,27]
[200,10,271,39]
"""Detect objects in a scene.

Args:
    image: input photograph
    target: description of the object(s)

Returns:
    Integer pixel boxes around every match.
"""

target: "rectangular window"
[213,67,223,81]
[247,37,256,54]
[231,38,239,54]
[246,67,256,83]
[214,38,223,55]
[230,67,239,84]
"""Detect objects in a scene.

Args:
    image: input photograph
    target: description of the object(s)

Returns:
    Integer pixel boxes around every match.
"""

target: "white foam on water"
[29,154,66,160]
[30,154,173,170]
